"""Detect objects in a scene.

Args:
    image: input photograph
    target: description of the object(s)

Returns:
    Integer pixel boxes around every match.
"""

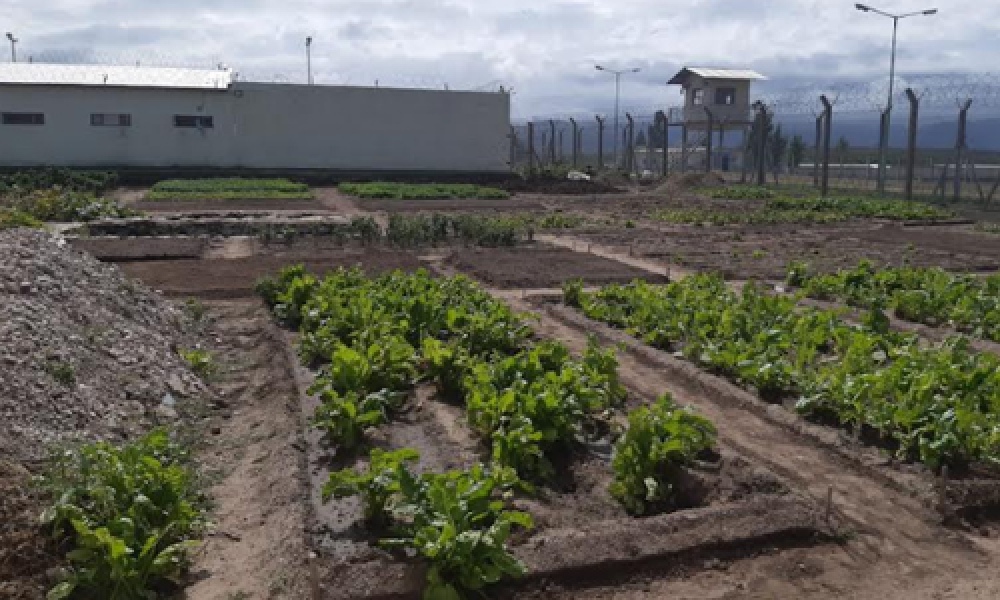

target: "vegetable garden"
[339,182,509,200]
[249,266,814,599]
[566,275,1000,472]
[146,178,312,200]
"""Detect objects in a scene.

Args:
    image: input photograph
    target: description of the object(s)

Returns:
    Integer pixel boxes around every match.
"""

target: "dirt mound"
[0,229,203,464]
[652,172,727,196]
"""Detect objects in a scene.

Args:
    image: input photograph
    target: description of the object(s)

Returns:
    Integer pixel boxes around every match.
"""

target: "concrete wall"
[0,82,510,173]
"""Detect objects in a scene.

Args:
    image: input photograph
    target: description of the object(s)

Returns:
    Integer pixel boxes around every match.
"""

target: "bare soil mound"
[0,229,203,464]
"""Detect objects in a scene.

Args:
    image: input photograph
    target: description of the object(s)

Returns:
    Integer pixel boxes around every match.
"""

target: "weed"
[180,348,218,378]
[44,360,76,386]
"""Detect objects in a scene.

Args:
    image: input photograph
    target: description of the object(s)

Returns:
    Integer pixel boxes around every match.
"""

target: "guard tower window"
[715,87,737,105]
[2,112,45,125]
[692,89,705,105]
[174,115,214,128]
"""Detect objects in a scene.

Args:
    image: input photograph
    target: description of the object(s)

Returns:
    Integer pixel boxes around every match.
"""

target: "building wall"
[0,82,510,172]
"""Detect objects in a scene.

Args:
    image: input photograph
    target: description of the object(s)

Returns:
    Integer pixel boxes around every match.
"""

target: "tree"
[789,135,806,168]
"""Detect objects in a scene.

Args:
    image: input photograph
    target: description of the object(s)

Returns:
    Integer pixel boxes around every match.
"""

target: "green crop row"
[709,185,775,199]
[788,260,1000,342]
[258,266,717,596]
[151,177,308,192]
[339,182,509,200]
[566,274,1000,471]
[656,194,952,226]
[0,168,118,196]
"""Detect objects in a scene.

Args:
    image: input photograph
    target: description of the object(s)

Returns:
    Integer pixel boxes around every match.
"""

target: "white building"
[0,63,510,174]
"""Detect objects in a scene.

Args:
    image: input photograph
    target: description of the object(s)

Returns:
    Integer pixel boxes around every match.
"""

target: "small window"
[715,87,736,106]
[2,112,44,125]
[692,89,704,106]
[174,115,214,128]
[91,113,132,126]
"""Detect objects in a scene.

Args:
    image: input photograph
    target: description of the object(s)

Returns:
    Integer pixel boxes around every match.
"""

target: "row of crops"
[1,169,133,226]
[257,266,716,598]
[339,181,509,200]
[565,275,1000,472]
[0,168,118,195]
[656,193,953,226]
[147,178,312,200]
[788,261,1000,343]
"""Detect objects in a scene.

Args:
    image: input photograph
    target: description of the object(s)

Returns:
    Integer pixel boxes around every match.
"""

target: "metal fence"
[512,73,1000,204]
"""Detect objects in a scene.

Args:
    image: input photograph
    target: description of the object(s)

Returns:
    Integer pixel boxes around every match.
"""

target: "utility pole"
[595,64,640,170]
[6,32,18,63]
[305,36,313,85]
[855,4,938,194]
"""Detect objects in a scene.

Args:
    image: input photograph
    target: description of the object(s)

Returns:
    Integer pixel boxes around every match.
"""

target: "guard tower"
[666,67,766,172]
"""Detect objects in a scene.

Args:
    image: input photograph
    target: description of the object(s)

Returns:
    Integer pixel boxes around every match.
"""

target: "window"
[715,87,737,106]
[692,88,704,106]
[173,115,214,128]
[91,113,132,126]
[2,112,44,125]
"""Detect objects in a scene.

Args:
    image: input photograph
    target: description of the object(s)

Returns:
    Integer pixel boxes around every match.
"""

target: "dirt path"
[183,301,313,600]
[496,294,1000,599]
[535,233,689,279]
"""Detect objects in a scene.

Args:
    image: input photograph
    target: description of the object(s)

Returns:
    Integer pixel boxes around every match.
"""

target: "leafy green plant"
[610,394,717,516]
[0,168,117,195]
[179,348,217,378]
[323,447,420,527]
[328,448,531,600]
[0,208,43,230]
[40,430,204,600]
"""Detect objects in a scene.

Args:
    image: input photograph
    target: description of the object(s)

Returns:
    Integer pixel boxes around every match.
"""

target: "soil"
[571,221,1000,280]
[183,301,312,600]
[0,463,60,600]
[443,245,667,288]
[118,247,423,298]
[34,184,1000,599]
[134,199,329,213]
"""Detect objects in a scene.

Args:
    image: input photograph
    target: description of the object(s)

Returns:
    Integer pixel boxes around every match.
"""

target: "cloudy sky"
[5,0,998,118]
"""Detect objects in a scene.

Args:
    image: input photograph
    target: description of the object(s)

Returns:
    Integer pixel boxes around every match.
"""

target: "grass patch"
[0,208,43,230]
[147,178,312,201]
[339,182,509,200]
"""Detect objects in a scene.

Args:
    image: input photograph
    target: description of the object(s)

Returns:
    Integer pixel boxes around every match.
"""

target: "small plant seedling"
[180,348,217,378]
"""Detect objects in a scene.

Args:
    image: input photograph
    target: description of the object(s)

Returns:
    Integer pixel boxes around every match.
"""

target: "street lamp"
[855,4,937,194]
[305,36,313,85]
[595,64,640,170]
[5,32,17,63]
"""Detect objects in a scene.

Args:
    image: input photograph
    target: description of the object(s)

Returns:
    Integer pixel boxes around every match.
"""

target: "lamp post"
[855,4,937,194]
[595,64,640,170]
[5,32,17,63]
[305,36,313,85]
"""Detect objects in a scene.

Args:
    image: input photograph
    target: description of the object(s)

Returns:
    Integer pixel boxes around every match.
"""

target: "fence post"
[755,105,768,185]
[656,110,669,177]
[681,123,689,174]
[877,107,889,194]
[954,99,972,202]
[813,113,823,189]
[904,88,919,201]
[626,113,635,174]
[569,118,578,168]
[820,95,833,197]
[509,126,517,169]
[596,115,605,171]
[527,122,535,173]
[704,107,715,173]
[549,119,557,165]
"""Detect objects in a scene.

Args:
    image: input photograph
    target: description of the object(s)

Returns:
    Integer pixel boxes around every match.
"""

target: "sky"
[5,0,999,119]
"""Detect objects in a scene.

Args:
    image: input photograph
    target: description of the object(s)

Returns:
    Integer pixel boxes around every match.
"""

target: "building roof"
[667,67,767,85]
[0,63,233,89]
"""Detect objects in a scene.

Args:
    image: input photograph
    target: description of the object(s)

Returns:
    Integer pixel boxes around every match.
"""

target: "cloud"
[5,0,999,118]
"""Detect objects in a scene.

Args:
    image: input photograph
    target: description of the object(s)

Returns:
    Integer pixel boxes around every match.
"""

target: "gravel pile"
[0,228,206,464]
